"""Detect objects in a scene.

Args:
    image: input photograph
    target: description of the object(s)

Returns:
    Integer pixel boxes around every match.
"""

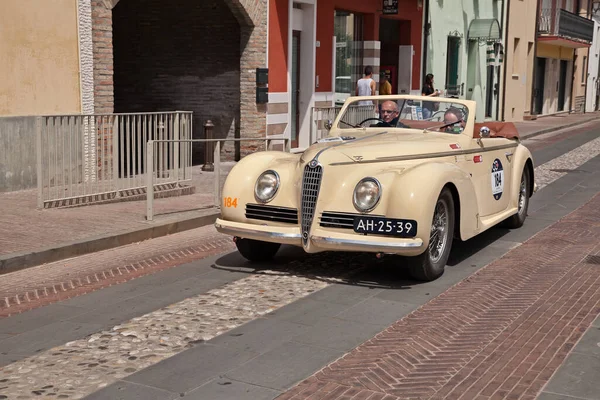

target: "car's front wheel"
[408,188,455,282]
[235,238,281,262]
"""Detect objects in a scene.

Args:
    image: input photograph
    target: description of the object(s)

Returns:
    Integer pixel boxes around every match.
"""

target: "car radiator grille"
[320,211,384,229]
[245,203,298,224]
[301,163,323,243]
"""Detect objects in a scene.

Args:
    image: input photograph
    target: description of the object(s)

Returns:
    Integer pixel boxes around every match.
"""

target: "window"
[582,56,587,83]
[334,10,364,104]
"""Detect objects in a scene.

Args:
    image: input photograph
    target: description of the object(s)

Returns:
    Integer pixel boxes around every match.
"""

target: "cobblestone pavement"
[0,251,374,399]
[276,192,600,400]
[532,134,600,190]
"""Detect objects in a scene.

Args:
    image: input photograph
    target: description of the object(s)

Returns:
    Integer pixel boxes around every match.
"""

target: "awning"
[467,18,501,41]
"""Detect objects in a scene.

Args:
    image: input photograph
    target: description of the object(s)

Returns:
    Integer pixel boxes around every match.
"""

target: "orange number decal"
[223,197,238,208]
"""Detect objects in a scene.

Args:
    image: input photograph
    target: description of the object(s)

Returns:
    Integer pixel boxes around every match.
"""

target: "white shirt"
[356,78,374,105]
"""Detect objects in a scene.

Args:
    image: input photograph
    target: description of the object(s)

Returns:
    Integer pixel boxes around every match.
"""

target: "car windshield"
[335,96,469,134]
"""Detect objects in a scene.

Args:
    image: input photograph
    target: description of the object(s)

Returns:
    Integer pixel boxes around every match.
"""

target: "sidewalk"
[1,111,599,274]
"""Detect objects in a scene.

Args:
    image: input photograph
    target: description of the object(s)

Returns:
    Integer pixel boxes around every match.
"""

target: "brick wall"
[111,0,240,164]
[91,1,114,114]
[91,0,267,163]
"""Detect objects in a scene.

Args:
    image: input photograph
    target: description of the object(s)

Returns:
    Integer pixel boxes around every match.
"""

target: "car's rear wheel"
[408,188,455,282]
[502,167,530,229]
[235,238,281,262]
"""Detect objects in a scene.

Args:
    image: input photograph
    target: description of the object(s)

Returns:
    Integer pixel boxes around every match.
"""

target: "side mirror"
[480,126,490,138]
[325,120,333,130]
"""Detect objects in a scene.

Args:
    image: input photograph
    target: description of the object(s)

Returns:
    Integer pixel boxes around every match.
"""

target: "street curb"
[0,211,220,275]
[519,115,600,140]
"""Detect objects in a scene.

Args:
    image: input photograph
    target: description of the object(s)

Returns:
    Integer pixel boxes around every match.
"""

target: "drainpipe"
[422,0,430,85]
[530,0,541,116]
[570,50,577,112]
[500,0,509,121]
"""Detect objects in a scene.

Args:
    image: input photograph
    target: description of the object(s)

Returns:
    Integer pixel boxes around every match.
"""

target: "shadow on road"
[212,225,513,290]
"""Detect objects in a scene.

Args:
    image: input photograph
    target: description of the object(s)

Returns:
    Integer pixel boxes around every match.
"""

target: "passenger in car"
[441,107,465,134]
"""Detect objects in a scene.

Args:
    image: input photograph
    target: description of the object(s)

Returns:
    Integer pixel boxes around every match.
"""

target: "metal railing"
[310,104,377,142]
[36,111,193,208]
[538,7,594,43]
[145,137,290,220]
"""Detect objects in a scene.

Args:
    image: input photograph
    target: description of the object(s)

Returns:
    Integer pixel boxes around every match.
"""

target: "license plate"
[353,216,418,238]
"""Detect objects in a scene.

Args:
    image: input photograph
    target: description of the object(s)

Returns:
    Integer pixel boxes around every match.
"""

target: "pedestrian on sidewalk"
[379,72,392,96]
[421,73,441,119]
[356,66,376,106]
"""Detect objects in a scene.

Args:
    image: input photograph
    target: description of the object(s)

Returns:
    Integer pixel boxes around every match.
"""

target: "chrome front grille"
[245,203,298,224]
[320,211,384,229]
[301,163,323,243]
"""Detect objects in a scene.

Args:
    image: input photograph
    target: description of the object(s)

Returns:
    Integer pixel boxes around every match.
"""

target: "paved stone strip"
[0,272,326,399]
[276,193,600,400]
[0,251,371,399]
[532,134,600,190]
[0,225,236,316]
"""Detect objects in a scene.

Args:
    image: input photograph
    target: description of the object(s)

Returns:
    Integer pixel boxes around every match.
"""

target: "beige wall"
[0,0,81,116]
[572,0,592,110]
[503,0,537,121]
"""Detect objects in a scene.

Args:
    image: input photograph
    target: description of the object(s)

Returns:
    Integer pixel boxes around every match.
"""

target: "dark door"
[533,57,546,115]
[558,60,567,111]
[291,30,301,148]
[485,65,495,118]
[445,36,460,97]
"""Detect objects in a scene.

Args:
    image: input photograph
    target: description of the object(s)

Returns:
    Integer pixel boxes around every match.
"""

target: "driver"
[441,107,464,134]
[372,100,399,127]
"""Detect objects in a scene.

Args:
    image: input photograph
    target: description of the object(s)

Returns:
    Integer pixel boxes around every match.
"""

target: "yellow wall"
[536,43,574,60]
[0,0,81,116]
[503,0,537,121]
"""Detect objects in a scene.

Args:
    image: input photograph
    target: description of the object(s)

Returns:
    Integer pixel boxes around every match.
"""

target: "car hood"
[301,131,463,165]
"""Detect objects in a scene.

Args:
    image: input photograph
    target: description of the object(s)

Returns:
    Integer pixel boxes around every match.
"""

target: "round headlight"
[353,177,382,212]
[254,170,280,203]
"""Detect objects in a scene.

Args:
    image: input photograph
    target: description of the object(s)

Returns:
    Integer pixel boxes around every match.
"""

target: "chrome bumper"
[215,218,425,254]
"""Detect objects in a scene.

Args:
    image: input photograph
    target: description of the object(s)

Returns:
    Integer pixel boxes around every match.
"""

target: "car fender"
[386,162,480,245]
[507,144,535,210]
[220,151,301,221]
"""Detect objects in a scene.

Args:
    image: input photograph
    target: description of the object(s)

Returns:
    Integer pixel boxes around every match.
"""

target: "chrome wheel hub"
[518,174,527,214]
[429,200,448,263]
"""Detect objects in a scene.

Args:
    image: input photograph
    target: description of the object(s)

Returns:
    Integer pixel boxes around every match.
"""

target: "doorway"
[558,60,567,111]
[533,57,546,115]
[291,30,301,148]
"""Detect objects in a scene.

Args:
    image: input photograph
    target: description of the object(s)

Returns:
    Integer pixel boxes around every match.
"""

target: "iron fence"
[145,137,290,220]
[310,104,377,143]
[36,112,193,208]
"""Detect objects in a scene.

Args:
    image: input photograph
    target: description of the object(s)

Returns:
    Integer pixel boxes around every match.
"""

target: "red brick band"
[278,193,600,400]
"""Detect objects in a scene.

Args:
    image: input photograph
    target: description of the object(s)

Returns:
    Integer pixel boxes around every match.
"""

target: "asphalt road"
[0,121,599,400]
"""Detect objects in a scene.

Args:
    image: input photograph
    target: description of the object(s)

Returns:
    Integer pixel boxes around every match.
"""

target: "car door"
[468,137,514,218]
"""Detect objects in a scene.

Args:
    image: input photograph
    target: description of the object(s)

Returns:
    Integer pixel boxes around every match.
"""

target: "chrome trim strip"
[311,236,424,249]
[328,143,519,166]
[215,222,302,240]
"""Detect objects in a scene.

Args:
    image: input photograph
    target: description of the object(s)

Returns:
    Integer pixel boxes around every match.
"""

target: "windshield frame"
[330,95,476,138]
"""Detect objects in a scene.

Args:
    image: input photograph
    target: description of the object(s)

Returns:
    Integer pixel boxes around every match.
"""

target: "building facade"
[1,0,269,162]
[423,0,507,122]
[502,0,538,122]
[531,0,593,116]
[266,0,424,152]
[585,13,600,112]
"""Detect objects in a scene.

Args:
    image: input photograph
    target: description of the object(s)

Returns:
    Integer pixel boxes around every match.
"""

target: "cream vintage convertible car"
[215,95,536,281]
